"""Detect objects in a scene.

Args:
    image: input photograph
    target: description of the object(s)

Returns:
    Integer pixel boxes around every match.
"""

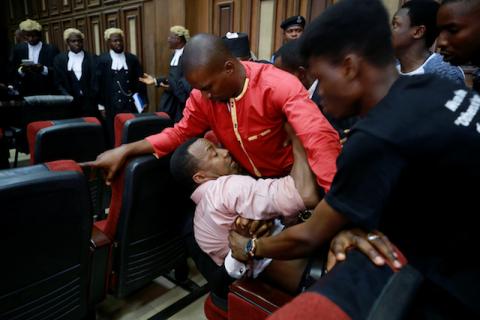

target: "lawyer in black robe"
[96,28,147,146]
[53,28,99,117]
[9,19,59,97]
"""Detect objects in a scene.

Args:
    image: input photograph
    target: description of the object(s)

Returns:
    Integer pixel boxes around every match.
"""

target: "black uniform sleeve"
[325,132,407,230]
[53,54,70,95]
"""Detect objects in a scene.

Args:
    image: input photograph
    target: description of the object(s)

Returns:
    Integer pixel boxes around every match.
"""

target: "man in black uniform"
[271,15,305,63]
[53,28,99,117]
[139,26,191,122]
[229,0,480,317]
[97,28,147,145]
[9,19,59,97]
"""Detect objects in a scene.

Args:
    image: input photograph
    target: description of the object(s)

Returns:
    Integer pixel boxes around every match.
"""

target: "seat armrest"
[89,225,112,305]
[229,278,293,317]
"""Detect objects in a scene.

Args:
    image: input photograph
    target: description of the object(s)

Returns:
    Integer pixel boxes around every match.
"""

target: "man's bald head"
[182,33,247,102]
[183,33,235,76]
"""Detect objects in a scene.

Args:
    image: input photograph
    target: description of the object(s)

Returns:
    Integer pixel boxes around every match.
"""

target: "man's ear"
[192,170,209,185]
[224,59,235,75]
[297,66,307,82]
[412,25,426,40]
[342,54,361,82]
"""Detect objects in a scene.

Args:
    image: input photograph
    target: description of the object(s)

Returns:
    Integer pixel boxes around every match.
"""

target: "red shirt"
[146,61,340,191]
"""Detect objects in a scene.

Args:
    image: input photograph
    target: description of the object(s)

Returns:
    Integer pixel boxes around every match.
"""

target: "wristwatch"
[244,238,257,259]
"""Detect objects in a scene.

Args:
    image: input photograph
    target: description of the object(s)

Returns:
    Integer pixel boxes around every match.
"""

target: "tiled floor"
[96,261,208,320]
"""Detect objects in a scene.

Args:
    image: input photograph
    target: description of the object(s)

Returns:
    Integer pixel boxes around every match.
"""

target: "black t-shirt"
[325,75,480,313]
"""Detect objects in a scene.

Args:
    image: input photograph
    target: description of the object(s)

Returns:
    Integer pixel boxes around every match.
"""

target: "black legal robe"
[53,51,99,117]
[9,42,59,97]
[96,51,148,145]
[157,55,191,122]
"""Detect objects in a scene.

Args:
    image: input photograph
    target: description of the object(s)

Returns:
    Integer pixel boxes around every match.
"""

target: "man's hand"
[340,129,350,145]
[159,82,170,90]
[82,140,154,185]
[82,146,129,185]
[326,228,403,272]
[234,217,273,238]
[228,230,250,262]
[138,73,156,86]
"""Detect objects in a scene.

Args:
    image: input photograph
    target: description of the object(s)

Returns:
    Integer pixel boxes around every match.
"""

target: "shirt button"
[125,71,128,74]
[118,99,121,102]
[126,80,130,83]
[118,90,121,93]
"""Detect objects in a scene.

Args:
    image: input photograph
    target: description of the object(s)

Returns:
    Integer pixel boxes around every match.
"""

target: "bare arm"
[229,199,349,261]
[286,124,320,208]
[83,139,153,185]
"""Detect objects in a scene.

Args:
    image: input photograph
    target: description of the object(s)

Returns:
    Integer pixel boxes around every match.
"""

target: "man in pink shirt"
[169,131,320,292]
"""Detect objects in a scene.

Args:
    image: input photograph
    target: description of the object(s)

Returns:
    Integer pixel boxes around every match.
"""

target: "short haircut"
[170,137,201,191]
[402,0,440,48]
[299,0,395,67]
[276,40,306,72]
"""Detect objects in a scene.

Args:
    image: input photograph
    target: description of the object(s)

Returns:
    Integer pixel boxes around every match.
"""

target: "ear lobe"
[412,25,426,40]
[192,171,208,185]
[298,66,307,81]
[224,60,235,74]
[342,54,360,81]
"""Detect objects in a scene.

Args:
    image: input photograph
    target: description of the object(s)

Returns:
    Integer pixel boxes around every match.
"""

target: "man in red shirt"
[89,33,340,194]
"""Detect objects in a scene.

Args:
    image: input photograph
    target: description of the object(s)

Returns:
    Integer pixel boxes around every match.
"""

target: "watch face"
[245,239,253,254]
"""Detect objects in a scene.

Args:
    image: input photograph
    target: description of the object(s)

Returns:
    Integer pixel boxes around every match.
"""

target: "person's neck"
[397,44,431,73]
[233,62,247,98]
[359,64,399,115]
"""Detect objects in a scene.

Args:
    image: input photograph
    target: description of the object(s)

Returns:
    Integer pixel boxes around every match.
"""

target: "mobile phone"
[21,59,34,66]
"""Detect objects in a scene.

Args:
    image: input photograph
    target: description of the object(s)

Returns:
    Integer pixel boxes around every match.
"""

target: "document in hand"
[132,93,145,113]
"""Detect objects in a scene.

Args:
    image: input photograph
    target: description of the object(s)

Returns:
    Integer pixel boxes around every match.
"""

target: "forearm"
[290,137,320,208]
[255,200,348,259]
[124,139,154,158]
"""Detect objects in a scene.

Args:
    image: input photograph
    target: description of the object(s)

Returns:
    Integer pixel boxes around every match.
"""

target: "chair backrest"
[0,160,92,320]
[22,95,77,124]
[27,117,107,219]
[268,250,421,320]
[114,112,172,147]
[27,117,106,164]
[94,155,190,298]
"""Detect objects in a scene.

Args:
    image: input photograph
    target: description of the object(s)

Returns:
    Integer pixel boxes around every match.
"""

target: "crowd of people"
[1,0,480,317]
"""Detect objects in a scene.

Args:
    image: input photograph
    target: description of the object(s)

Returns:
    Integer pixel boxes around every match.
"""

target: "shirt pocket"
[247,128,272,142]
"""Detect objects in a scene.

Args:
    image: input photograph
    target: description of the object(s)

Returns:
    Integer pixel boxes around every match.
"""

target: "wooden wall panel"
[50,21,63,48]
[122,5,142,58]
[49,0,60,15]
[213,1,233,37]
[39,0,49,17]
[61,0,72,13]
[73,0,85,10]
[88,14,102,55]
[87,0,100,8]
[104,10,121,29]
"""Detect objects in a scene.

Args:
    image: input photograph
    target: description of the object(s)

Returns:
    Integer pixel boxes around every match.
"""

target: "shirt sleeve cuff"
[41,66,48,75]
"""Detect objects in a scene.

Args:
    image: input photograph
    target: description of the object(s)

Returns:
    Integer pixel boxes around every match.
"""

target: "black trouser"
[0,133,10,169]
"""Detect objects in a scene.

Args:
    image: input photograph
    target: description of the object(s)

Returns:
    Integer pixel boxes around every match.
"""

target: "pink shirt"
[191,175,305,266]
[146,61,340,192]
